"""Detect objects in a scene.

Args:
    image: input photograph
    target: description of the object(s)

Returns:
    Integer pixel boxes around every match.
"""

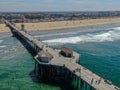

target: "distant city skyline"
[0,0,120,12]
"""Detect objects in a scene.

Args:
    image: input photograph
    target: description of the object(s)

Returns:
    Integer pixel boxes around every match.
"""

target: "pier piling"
[4,19,120,90]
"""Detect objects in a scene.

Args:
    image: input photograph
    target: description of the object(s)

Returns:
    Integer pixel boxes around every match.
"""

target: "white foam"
[34,26,120,38]
[43,30,120,45]
[43,36,83,44]
[112,27,120,31]
[0,45,6,48]
[0,40,3,43]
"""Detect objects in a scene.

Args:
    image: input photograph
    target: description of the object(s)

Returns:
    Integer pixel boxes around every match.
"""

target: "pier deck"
[4,20,120,90]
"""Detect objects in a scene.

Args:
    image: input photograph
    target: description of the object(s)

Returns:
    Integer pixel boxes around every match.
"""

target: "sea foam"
[112,27,120,31]
[0,45,6,48]
[0,40,3,43]
[43,29,120,45]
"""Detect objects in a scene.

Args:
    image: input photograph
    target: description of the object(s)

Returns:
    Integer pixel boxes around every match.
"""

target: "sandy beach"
[0,17,120,33]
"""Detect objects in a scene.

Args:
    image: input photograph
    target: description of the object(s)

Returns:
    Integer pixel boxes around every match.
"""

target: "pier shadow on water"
[29,70,74,90]
[13,35,74,90]
[13,34,38,56]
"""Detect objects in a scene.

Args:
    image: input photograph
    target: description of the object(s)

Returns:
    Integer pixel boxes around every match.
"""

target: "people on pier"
[91,78,94,84]
[95,80,98,84]
[73,68,81,74]
[98,78,102,85]
[63,64,65,67]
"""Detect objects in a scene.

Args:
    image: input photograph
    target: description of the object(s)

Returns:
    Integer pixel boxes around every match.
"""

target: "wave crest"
[43,29,120,45]
[112,27,120,31]
[0,40,3,43]
[0,45,6,48]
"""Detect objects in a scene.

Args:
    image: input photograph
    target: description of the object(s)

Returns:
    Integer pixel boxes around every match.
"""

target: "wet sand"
[28,23,120,37]
[0,32,11,39]
[1,22,120,40]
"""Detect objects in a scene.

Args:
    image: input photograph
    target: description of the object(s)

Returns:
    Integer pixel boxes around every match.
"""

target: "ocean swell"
[43,28,120,45]
[34,32,77,38]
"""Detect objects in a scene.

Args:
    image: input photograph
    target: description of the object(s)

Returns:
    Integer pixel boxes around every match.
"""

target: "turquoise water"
[0,26,120,90]
[0,37,61,90]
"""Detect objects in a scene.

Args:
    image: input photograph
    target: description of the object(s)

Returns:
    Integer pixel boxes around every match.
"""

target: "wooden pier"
[4,20,120,90]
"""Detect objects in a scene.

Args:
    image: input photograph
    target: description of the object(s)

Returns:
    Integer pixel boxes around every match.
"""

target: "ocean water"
[0,25,120,90]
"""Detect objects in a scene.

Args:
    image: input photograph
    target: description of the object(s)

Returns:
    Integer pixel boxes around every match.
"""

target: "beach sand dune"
[0,18,120,33]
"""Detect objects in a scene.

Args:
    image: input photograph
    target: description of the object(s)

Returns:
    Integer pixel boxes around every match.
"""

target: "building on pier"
[4,19,120,90]
[37,51,53,63]
[60,47,73,57]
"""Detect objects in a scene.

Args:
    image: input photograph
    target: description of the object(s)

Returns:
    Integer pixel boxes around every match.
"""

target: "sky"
[0,0,120,12]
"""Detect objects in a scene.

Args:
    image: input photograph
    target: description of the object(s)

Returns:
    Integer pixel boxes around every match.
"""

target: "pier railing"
[4,20,120,90]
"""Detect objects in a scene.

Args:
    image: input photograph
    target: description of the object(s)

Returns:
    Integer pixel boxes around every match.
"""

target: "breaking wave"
[34,27,120,38]
[43,28,120,45]
[0,45,6,48]
[0,40,3,43]
[112,27,120,31]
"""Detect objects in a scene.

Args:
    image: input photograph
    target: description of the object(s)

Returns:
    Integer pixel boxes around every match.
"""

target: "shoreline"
[28,22,120,37]
[0,17,120,33]
[0,32,11,39]
[0,22,120,39]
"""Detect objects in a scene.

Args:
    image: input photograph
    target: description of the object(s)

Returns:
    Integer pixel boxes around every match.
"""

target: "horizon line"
[0,10,120,13]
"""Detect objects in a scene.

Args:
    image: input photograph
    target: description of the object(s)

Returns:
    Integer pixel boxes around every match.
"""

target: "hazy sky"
[0,0,120,12]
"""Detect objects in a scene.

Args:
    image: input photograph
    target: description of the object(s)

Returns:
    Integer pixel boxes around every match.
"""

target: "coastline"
[1,21,120,40]
[0,32,11,39]
[0,17,120,33]
[1,19,120,88]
